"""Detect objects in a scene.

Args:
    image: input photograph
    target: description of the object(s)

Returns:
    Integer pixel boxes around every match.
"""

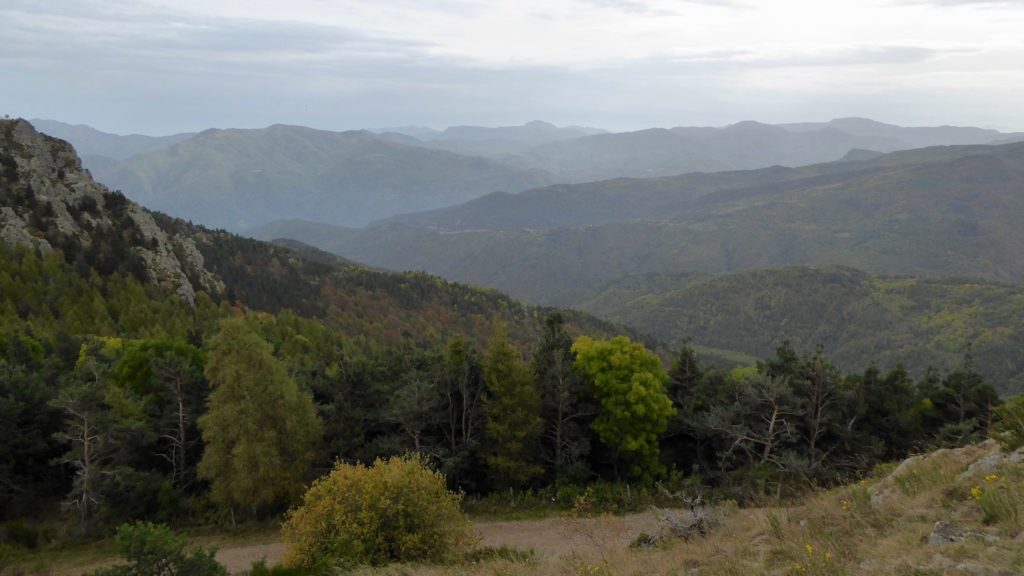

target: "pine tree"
[482,324,542,489]
[532,313,590,483]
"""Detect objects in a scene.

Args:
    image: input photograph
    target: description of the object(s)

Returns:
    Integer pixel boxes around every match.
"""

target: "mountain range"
[251,138,1024,393]
[253,140,1024,303]
[30,119,195,161]
[33,118,1023,231]
[90,124,558,230]
[0,118,637,350]
[383,117,1024,183]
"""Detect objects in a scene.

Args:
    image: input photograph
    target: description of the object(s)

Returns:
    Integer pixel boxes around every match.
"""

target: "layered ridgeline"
[381,119,608,157]
[254,140,1024,302]
[0,118,634,349]
[253,141,1024,394]
[82,124,558,230]
[386,117,1023,183]
[38,117,1022,233]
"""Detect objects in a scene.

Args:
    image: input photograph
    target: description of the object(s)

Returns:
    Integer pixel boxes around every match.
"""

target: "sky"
[1,0,1023,135]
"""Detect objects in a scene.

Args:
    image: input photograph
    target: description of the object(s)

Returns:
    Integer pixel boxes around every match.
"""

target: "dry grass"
[14,442,1024,576]
[350,441,1024,576]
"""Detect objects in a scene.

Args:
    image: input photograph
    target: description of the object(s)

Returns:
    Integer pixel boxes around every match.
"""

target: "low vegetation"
[89,522,226,576]
[281,455,474,570]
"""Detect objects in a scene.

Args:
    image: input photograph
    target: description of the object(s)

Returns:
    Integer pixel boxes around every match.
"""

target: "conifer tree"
[482,324,542,489]
[197,318,322,517]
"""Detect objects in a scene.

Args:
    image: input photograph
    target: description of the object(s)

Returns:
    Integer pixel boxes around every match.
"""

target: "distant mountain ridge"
[252,140,1024,305]
[36,116,1024,231]
[30,118,195,161]
[89,124,559,230]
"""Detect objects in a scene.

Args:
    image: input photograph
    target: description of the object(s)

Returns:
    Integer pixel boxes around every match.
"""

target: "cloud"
[906,0,1024,5]
[1,0,1022,133]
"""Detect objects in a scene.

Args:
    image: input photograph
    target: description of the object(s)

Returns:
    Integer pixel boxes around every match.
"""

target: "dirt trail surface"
[212,511,663,574]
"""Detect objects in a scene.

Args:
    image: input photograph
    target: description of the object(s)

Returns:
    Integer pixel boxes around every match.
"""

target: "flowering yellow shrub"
[281,454,475,569]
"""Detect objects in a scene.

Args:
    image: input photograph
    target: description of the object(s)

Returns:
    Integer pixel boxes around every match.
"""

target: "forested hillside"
[0,118,643,523]
[251,141,1024,395]
[1,122,1017,576]
[257,141,1024,306]
[579,266,1024,395]
[378,142,1020,230]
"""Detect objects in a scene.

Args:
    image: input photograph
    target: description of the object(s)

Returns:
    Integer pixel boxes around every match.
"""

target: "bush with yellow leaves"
[281,454,475,570]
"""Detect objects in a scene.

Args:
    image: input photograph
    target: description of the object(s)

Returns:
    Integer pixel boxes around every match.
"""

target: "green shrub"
[281,454,476,569]
[993,395,1024,452]
[91,522,227,576]
[0,520,45,550]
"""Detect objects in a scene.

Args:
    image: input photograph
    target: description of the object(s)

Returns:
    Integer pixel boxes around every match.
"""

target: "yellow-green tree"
[197,318,322,517]
[572,336,674,481]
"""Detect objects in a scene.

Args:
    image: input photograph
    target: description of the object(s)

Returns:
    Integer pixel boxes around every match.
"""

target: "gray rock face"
[0,119,220,303]
[929,521,968,545]
[0,207,51,252]
[957,450,1005,482]
[928,521,1000,546]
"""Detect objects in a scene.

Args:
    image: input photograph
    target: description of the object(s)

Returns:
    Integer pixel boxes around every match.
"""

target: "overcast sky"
[2,0,1023,135]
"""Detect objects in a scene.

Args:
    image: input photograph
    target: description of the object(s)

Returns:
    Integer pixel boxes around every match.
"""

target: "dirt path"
[213,511,663,573]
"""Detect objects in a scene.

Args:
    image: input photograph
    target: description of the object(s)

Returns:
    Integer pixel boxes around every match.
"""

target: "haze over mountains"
[32,117,1022,231]
[91,125,559,230]
[255,140,1024,301]
[30,119,195,162]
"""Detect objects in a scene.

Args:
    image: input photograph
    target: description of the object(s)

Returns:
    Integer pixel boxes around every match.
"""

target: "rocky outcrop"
[0,119,220,303]
[928,521,999,546]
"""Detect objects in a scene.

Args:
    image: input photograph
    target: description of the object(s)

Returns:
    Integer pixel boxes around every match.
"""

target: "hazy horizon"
[3,0,1024,135]
[22,115,1023,140]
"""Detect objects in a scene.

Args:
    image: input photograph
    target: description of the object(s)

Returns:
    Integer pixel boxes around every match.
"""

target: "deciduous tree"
[572,336,674,481]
